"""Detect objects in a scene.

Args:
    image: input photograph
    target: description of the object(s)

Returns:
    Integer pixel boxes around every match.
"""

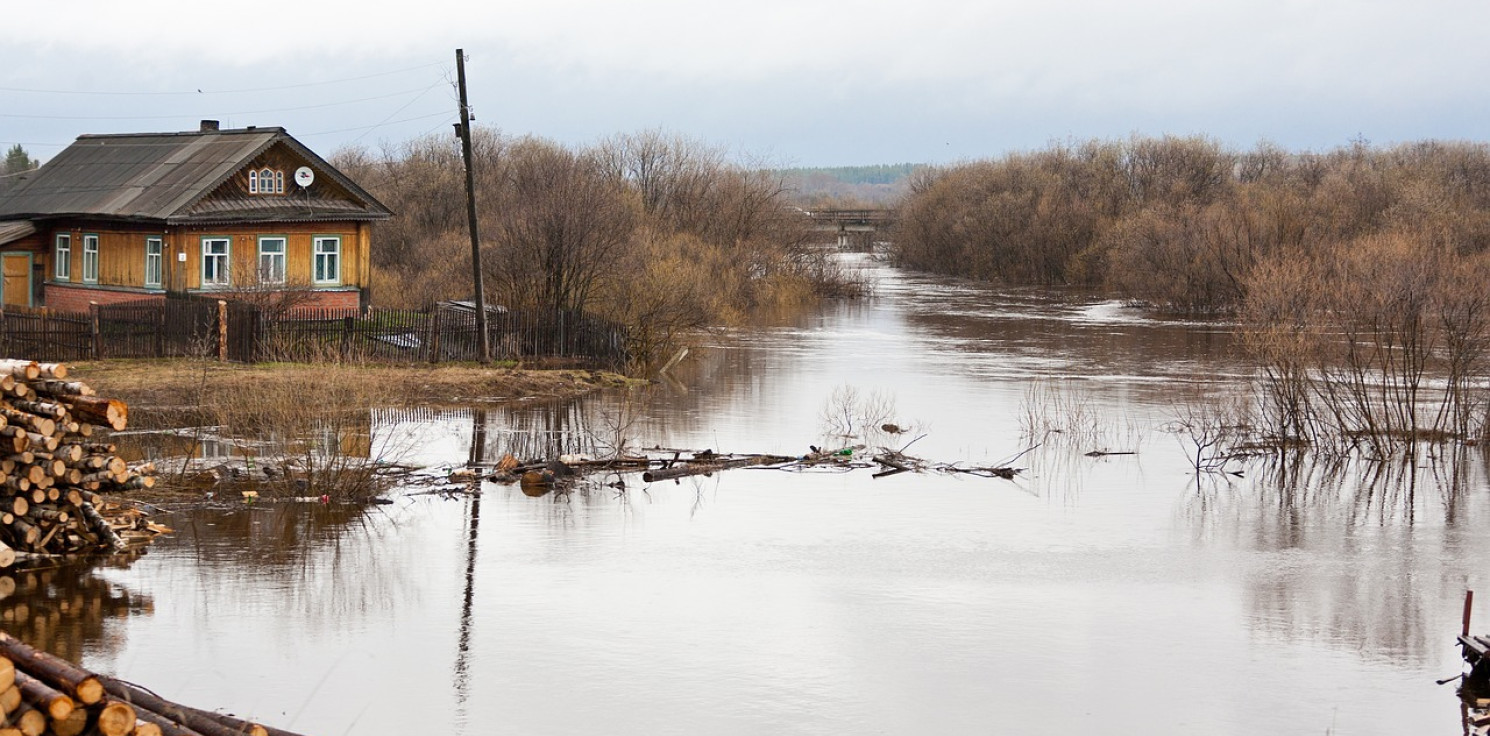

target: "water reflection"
[1175,448,1490,671]
[29,258,1490,735]
[1,558,152,665]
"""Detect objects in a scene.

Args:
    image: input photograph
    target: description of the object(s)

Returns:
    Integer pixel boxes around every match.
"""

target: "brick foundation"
[44,284,163,312]
[298,289,361,312]
[42,284,361,314]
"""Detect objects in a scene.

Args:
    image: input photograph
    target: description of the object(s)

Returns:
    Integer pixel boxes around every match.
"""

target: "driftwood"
[477,442,1035,491]
[641,455,794,483]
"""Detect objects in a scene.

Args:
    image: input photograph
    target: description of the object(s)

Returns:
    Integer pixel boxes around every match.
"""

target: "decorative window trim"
[313,236,341,285]
[201,236,231,288]
[258,236,287,285]
[53,233,71,281]
[81,234,99,284]
[144,237,164,288]
[248,168,285,195]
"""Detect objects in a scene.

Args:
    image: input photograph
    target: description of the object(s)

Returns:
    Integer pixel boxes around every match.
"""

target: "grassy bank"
[69,360,633,503]
[71,359,631,411]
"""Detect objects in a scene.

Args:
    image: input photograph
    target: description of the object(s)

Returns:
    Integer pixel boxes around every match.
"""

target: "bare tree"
[484,138,639,314]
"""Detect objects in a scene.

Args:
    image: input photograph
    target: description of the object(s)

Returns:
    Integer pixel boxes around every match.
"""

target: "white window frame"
[248,169,282,195]
[81,234,99,283]
[144,237,163,288]
[201,237,231,287]
[258,236,286,284]
[53,233,70,281]
[313,236,341,284]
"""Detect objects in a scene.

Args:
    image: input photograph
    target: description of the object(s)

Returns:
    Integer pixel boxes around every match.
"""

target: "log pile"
[0,631,306,736]
[0,361,160,561]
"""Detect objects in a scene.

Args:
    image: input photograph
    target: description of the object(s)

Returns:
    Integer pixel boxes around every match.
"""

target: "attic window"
[248,168,285,195]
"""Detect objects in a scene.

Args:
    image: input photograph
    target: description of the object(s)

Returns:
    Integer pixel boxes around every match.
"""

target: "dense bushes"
[894,136,1490,313]
[333,129,851,372]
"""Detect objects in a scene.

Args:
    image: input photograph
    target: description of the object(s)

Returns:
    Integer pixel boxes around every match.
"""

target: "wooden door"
[1,254,31,308]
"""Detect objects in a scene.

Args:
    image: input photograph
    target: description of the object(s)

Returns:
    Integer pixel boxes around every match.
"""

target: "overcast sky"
[3,0,1487,167]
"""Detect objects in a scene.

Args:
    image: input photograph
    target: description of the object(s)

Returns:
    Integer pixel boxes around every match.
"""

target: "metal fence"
[0,298,630,369]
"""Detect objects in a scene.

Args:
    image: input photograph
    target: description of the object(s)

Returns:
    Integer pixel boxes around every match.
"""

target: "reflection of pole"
[468,408,488,467]
[452,490,482,719]
[453,409,487,722]
[455,48,491,363]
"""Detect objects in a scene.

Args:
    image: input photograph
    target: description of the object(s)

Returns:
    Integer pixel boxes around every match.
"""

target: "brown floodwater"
[7,255,1487,735]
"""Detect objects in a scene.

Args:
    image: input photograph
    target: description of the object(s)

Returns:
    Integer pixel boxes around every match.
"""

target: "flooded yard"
[12,257,1488,734]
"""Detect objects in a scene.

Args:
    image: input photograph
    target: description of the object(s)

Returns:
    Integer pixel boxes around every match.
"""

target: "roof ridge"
[77,127,286,140]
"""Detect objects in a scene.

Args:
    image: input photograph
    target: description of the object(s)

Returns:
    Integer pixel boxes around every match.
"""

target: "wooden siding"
[42,221,368,296]
[217,141,359,203]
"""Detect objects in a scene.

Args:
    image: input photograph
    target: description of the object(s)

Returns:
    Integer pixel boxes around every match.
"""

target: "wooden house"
[0,121,392,312]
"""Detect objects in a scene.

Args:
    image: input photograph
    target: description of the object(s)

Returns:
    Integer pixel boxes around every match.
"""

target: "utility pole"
[455,48,491,363]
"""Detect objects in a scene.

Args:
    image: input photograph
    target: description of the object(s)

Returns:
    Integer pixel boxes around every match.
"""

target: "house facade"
[0,122,391,312]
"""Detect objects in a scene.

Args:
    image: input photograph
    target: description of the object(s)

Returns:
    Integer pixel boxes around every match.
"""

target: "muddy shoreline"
[67,359,634,506]
[69,359,632,409]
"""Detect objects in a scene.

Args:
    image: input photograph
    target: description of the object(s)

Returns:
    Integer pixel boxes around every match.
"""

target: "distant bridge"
[800,208,896,250]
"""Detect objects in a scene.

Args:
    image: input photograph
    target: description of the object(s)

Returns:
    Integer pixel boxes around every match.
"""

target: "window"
[313,237,341,284]
[81,234,99,283]
[53,234,70,281]
[202,237,230,287]
[248,168,284,195]
[145,238,163,288]
[258,236,286,284]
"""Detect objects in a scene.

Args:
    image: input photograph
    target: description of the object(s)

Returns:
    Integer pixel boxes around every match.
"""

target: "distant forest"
[776,163,920,208]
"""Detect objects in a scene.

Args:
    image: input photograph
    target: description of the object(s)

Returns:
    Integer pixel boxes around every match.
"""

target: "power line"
[301,111,456,138]
[0,62,448,97]
[347,82,449,146]
[0,84,445,121]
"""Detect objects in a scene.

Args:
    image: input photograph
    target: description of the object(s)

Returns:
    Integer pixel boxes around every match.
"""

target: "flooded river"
[14,257,1490,734]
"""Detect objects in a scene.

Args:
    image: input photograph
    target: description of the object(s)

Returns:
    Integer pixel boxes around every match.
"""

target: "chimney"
[200,120,220,132]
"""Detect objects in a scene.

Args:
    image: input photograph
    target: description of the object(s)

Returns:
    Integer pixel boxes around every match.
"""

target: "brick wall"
[43,284,163,313]
[300,289,360,312]
[43,284,360,314]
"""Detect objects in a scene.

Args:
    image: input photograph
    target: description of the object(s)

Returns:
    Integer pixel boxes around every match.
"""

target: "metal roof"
[0,220,35,246]
[0,127,391,223]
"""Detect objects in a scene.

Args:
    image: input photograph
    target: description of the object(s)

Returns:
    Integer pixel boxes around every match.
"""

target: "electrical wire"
[0,62,448,96]
[0,84,445,121]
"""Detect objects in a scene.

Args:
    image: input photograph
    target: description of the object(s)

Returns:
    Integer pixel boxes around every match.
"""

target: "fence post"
[341,316,354,360]
[154,304,165,358]
[89,302,101,360]
[427,306,441,363]
[217,300,228,362]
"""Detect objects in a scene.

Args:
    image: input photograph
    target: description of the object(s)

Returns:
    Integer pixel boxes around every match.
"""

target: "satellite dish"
[294,166,315,188]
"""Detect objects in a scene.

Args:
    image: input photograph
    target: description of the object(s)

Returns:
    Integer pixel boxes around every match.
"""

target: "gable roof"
[0,126,391,224]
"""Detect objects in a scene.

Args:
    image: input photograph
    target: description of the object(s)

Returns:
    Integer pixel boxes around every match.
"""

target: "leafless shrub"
[819,385,900,447]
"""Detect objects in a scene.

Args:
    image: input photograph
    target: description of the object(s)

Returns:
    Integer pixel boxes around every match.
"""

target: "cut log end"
[94,700,136,736]
[74,677,102,706]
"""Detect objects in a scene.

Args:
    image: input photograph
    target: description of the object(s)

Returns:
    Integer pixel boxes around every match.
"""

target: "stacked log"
[0,632,305,736]
[0,361,159,560]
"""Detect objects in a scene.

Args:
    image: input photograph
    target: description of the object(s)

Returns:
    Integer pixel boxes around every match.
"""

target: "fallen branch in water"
[469,441,1037,491]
